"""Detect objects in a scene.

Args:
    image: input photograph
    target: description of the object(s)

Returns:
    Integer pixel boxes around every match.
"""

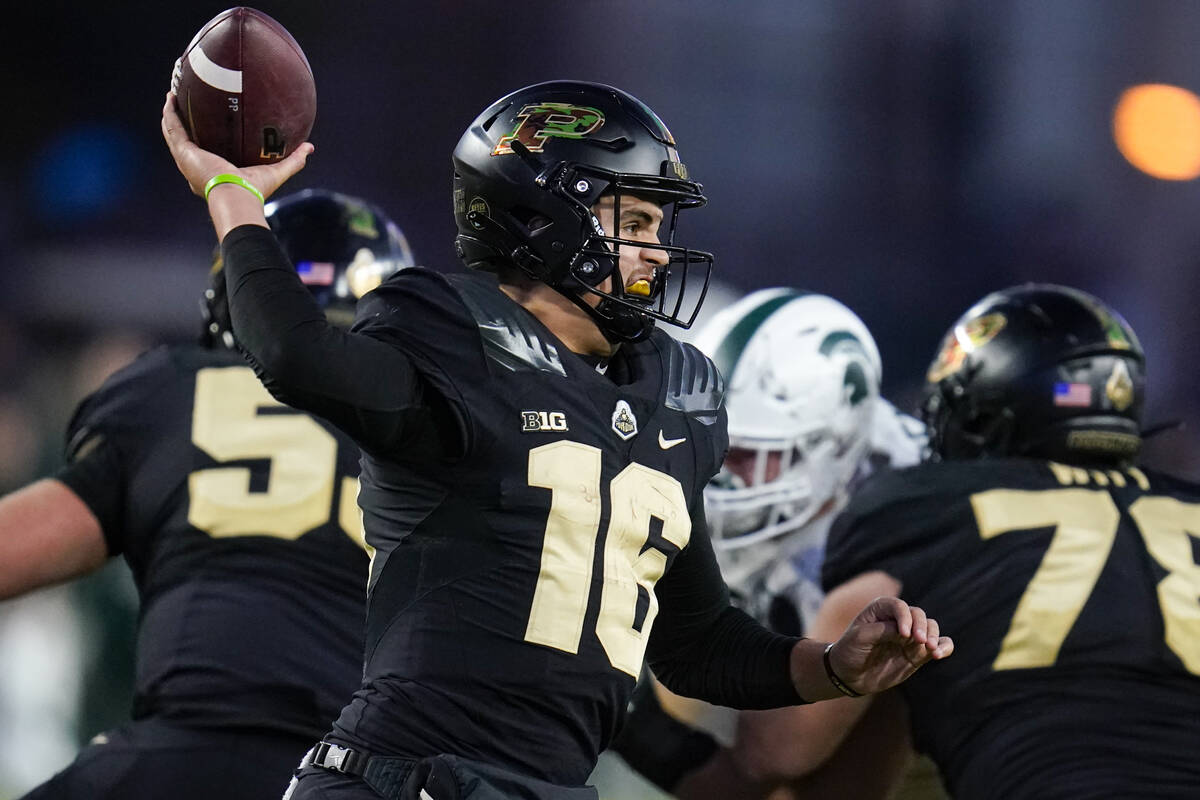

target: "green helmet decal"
[491,103,605,155]
[819,330,865,357]
[1097,311,1133,350]
[1071,288,1136,351]
[711,292,803,383]
[843,361,870,405]
[821,331,872,405]
[347,204,380,239]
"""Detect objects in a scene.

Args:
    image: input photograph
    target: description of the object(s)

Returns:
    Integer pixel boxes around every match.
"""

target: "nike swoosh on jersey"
[658,430,687,449]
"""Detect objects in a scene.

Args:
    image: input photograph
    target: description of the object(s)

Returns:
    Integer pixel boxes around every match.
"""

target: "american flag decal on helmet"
[1054,382,1092,407]
[296,261,336,286]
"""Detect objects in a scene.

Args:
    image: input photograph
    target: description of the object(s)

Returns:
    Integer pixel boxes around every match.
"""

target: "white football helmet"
[694,289,883,554]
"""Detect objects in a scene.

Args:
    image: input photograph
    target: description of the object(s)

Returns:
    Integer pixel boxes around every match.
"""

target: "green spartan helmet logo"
[492,103,606,156]
[843,361,869,405]
[821,331,870,406]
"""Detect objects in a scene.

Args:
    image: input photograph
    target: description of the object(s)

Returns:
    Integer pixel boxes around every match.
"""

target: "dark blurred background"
[3,0,1200,794]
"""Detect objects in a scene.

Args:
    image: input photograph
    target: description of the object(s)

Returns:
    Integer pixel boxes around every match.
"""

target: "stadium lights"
[1113,83,1200,181]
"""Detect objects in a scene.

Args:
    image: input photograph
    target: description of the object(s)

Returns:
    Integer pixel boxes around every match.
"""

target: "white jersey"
[726,399,926,633]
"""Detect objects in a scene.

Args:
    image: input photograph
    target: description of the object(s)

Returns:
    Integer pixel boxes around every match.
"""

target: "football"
[170,7,316,167]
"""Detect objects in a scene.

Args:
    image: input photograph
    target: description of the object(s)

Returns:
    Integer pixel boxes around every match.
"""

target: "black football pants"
[285,753,600,800]
[18,717,313,800]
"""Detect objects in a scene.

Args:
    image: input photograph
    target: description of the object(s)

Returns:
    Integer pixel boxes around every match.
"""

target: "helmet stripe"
[710,291,801,383]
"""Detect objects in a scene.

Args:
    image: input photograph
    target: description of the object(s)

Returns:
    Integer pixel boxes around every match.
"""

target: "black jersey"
[220,227,804,787]
[824,458,1200,800]
[328,269,740,784]
[57,345,368,738]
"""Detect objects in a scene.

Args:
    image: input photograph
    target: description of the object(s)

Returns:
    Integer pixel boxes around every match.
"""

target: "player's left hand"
[828,596,953,695]
[160,91,312,201]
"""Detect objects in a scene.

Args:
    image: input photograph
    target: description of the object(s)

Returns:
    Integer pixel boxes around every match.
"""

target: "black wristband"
[823,642,863,698]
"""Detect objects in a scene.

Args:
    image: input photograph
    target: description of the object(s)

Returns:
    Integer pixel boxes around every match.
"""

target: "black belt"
[307,741,416,798]
[311,741,372,776]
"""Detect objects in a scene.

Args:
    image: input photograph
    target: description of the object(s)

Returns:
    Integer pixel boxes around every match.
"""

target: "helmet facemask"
[707,396,874,551]
[707,436,826,547]
[482,149,713,342]
[707,424,870,600]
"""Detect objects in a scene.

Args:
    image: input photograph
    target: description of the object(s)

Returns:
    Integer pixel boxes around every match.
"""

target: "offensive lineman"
[1,190,413,799]
[674,285,1200,799]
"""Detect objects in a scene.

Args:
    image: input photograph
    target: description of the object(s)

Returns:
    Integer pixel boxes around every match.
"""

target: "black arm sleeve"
[221,224,442,453]
[646,504,806,709]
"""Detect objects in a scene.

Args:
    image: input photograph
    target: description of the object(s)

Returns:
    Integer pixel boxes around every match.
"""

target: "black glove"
[608,671,719,793]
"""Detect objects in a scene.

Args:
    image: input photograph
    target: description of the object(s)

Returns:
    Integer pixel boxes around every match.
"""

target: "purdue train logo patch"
[1106,360,1134,412]
[611,400,638,440]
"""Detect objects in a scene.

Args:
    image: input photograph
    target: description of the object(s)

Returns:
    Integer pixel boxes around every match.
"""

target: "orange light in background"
[1113,83,1200,181]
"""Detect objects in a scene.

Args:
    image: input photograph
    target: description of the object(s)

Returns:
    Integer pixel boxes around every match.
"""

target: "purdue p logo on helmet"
[491,103,606,155]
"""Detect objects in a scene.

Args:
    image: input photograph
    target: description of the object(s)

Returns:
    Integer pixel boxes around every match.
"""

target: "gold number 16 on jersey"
[525,441,692,677]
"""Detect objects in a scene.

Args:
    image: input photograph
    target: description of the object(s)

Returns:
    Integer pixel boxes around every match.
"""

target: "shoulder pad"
[659,333,724,425]
[446,274,566,377]
[64,345,179,459]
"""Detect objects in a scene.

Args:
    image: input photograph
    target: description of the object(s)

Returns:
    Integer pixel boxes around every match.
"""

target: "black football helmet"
[452,80,713,342]
[922,284,1145,464]
[202,189,415,348]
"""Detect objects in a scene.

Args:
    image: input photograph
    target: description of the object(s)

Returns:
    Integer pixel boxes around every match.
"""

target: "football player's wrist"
[208,187,270,240]
[204,173,264,202]
[823,641,864,697]
[789,638,844,702]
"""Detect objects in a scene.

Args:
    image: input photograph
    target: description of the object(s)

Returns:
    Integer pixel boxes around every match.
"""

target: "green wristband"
[203,173,264,203]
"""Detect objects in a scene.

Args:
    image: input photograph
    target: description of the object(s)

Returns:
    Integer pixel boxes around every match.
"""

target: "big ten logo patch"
[522,410,569,433]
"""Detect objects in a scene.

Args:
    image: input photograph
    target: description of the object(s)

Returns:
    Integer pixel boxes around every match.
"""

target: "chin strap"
[461,207,655,343]
[560,280,654,343]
